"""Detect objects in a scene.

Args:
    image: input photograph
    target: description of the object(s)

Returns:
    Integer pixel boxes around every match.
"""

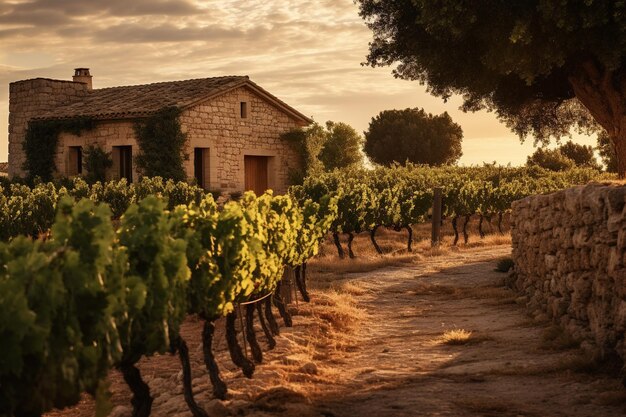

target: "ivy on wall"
[23,117,96,181]
[134,106,187,181]
[83,145,113,184]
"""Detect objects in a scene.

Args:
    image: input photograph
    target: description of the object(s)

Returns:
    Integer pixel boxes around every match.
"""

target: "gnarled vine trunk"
[478,214,485,239]
[452,215,459,246]
[405,225,413,252]
[225,311,255,378]
[497,212,504,235]
[265,296,280,335]
[370,225,383,254]
[273,281,292,327]
[201,320,227,400]
[177,337,209,417]
[256,301,276,349]
[463,214,471,244]
[245,304,263,363]
[120,361,152,417]
[347,232,355,258]
[294,264,310,302]
[332,232,345,258]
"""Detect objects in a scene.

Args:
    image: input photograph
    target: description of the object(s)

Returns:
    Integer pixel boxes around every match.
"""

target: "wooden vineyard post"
[432,187,442,247]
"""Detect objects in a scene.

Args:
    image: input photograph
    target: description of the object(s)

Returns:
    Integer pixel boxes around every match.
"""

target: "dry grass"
[440,329,474,345]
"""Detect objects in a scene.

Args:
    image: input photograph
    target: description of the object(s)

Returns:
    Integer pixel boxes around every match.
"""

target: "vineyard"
[0,166,615,417]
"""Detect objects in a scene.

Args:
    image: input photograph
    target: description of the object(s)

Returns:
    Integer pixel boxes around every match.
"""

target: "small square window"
[240,101,248,118]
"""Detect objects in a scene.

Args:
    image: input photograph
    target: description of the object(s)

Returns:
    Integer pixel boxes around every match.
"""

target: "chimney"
[73,68,93,90]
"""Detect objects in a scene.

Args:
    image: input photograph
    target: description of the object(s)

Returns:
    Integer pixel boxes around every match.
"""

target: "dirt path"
[48,245,626,417]
[310,246,625,417]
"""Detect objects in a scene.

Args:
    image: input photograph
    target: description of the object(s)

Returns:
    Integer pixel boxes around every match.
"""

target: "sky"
[0,0,598,165]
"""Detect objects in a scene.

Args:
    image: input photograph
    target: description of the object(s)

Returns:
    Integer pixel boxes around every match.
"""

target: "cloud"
[0,0,593,165]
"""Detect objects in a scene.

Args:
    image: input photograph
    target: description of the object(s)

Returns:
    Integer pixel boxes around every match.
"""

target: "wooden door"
[244,156,268,196]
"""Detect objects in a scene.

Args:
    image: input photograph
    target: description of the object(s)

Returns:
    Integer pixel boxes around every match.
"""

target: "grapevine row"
[0,189,337,417]
[291,164,613,257]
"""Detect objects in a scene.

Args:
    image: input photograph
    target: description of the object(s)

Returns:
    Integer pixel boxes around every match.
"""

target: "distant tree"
[557,141,601,169]
[597,131,618,173]
[364,108,462,166]
[319,121,364,170]
[357,1,626,176]
[527,148,575,171]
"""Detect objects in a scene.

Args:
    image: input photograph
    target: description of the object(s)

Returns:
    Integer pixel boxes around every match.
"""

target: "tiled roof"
[36,76,250,120]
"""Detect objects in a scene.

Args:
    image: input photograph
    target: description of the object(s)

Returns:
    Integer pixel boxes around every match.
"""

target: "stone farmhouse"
[8,69,312,194]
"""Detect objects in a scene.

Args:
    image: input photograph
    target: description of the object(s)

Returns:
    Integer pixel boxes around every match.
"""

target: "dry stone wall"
[511,183,626,362]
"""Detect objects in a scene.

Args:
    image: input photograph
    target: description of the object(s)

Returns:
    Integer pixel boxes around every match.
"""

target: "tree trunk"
[177,337,209,417]
[264,296,280,335]
[120,362,153,417]
[256,301,276,349]
[332,232,345,258]
[497,212,504,235]
[370,225,383,254]
[452,215,459,246]
[245,304,263,363]
[201,321,227,400]
[568,61,626,177]
[225,311,255,378]
[347,232,355,259]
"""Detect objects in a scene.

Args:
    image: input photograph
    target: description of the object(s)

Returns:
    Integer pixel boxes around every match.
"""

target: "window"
[240,101,248,118]
[68,146,82,176]
[114,145,133,182]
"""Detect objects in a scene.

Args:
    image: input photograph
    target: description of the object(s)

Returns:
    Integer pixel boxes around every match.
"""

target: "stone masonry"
[8,78,89,176]
[511,183,626,362]
[8,71,308,195]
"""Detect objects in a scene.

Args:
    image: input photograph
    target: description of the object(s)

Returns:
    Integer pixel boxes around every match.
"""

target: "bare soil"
[47,236,626,417]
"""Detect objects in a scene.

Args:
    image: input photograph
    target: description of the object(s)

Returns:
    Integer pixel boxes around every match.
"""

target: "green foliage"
[282,123,327,184]
[527,148,576,171]
[558,141,600,169]
[356,0,614,144]
[0,178,339,415]
[134,107,187,181]
[318,121,364,170]
[83,145,113,184]
[364,108,463,166]
[0,198,121,416]
[597,131,618,173]
[294,164,613,251]
[23,118,96,181]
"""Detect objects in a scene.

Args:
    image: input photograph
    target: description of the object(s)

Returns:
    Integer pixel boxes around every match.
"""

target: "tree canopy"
[364,108,463,166]
[357,0,626,175]
[282,121,364,183]
[318,121,364,170]
[527,148,575,171]
[558,141,601,169]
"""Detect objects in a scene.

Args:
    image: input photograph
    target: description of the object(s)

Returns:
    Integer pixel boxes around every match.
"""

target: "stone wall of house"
[54,85,304,192]
[180,85,305,195]
[510,183,626,362]
[8,78,88,178]
[57,120,138,181]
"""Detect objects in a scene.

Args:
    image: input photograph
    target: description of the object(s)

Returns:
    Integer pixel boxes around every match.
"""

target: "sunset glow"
[0,0,597,164]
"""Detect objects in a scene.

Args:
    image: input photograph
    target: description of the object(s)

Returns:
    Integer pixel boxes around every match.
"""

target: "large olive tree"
[357,0,626,175]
